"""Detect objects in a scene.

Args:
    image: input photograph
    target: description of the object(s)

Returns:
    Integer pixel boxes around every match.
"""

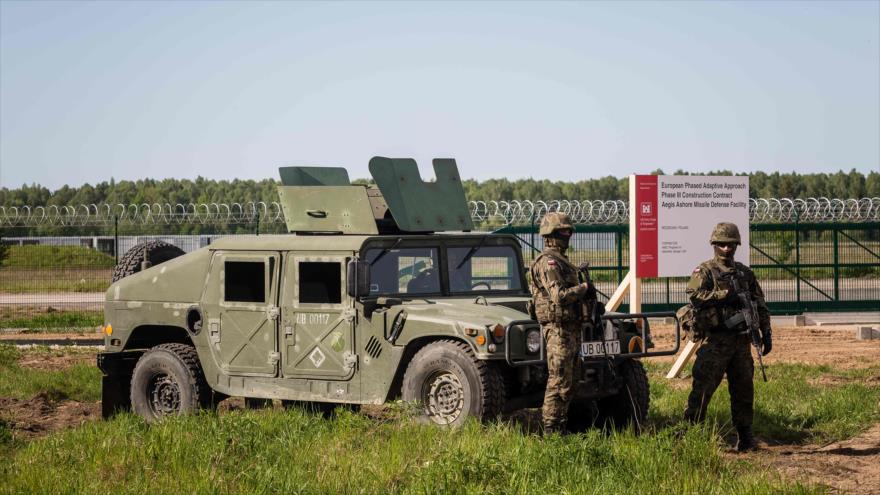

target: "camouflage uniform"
[529,213,591,433]
[684,223,772,450]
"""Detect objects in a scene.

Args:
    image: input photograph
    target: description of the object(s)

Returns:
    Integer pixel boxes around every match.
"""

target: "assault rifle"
[722,271,768,382]
[576,262,602,330]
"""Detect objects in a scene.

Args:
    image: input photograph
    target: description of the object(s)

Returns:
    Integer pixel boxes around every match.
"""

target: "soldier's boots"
[736,425,757,452]
[542,419,569,436]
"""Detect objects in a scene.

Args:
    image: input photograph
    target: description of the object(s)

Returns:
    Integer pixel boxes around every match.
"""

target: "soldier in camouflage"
[529,212,594,434]
[684,222,773,451]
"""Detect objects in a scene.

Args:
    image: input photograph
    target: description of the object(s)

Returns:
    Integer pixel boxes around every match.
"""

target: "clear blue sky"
[1,0,878,190]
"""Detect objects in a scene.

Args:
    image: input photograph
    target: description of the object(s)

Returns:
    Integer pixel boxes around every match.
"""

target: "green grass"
[2,245,115,268]
[0,245,114,293]
[0,267,111,293]
[1,347,878,493]
[0,309,103,330]
[0,409,816,495]
[0,345,100,402]
[646,361,880,444]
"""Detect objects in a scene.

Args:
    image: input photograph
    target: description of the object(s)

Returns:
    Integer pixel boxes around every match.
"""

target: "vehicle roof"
[207,232,510,251]
[208,235,371,251]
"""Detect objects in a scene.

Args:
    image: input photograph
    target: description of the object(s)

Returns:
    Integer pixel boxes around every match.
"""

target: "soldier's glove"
[722,288,739,302]
[576,263,597,299]
[761,329,772,356]
[578,282,594,298]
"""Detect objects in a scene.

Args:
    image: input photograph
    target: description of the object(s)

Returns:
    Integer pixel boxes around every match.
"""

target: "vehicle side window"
[225,261,265,302]
[364,247,441,295]
[299,262,342,304]
[398,254,440,294]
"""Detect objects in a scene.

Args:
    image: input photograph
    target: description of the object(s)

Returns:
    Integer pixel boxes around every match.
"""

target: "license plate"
[581,340,621,357]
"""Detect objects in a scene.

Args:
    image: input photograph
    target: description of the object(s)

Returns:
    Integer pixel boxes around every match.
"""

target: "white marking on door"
[297,313,331,325]
[309,348,326,368]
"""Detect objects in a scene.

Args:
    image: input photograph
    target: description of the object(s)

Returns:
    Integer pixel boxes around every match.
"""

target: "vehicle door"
[279,252,356,380]
[203,251,280,376]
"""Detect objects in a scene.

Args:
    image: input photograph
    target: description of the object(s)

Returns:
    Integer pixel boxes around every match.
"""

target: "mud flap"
[101,374,131,418]
[97,351,141,418]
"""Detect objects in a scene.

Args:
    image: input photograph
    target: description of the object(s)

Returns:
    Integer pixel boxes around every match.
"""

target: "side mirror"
[347,259,371,298]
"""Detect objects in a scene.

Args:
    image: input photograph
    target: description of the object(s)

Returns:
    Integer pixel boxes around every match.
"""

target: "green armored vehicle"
[98,157,680,427]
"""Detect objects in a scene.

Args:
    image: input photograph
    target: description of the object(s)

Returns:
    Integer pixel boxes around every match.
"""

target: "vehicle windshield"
[363,243,523,297]
[447,245,522,294]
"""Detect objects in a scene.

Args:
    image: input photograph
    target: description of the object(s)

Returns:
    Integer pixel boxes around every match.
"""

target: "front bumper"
[502,311,681,367]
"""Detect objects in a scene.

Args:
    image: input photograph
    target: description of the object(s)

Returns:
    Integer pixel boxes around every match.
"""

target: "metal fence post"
[114,215,119,265]
[616,231,624,284]
[833,227,840,301]
[530,215,535,263]
[795,214,801,309]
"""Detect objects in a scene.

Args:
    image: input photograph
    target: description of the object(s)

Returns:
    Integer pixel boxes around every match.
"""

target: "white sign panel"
[632,175,750,277]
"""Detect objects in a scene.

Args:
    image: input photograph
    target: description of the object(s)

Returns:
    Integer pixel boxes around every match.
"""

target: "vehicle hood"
[390,298,532,328]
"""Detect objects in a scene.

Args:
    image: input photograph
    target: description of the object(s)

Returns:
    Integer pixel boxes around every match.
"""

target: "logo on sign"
[641,202,652,216]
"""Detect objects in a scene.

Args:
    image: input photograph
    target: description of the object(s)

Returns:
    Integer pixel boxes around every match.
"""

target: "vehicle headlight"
[526,329,542,354]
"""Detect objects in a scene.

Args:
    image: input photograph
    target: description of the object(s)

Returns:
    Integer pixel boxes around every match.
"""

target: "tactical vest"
[696,261,751,332]
[529,252,582,324]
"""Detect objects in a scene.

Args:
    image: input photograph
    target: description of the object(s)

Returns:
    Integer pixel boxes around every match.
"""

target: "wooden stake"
[666,339,701,379]
[627,175,641,315]
[605,271,632,312]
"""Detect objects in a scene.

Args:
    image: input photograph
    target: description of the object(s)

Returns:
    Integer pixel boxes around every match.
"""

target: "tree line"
[1,169,877,208]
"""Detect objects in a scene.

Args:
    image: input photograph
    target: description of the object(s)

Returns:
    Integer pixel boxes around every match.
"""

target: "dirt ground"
[764,424,880,495]
[16,350,95,370]
[651,324,880,494]
[0,394,99,441]
[2,324,879,493]
[651,324,880,369]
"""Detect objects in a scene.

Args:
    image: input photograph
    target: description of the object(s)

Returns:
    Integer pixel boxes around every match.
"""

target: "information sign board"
[632,175,749,277]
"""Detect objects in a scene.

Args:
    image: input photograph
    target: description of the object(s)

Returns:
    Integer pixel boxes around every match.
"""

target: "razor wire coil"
[1,197,878,227]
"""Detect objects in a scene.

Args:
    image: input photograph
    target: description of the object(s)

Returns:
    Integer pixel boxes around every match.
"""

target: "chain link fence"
[2,198,878,328]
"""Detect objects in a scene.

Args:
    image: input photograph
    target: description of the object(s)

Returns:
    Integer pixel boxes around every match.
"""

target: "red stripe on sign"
[635,175,658,277]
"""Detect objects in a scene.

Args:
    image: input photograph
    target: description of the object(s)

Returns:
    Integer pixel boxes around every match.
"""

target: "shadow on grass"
[753,408,812,444]
[650,404,812,446]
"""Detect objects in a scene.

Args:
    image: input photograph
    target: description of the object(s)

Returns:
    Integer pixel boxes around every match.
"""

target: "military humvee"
[98,157,680,427]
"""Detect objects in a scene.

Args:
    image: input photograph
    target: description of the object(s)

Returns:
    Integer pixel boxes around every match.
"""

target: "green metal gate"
[498,222,880,314]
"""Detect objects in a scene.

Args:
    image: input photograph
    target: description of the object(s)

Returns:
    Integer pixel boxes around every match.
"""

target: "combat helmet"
[710,222,741,245]
[539,212,574,237]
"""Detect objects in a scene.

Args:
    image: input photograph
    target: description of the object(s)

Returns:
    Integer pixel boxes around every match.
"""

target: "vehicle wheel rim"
[148,373,181,417]
[423,371,465,425]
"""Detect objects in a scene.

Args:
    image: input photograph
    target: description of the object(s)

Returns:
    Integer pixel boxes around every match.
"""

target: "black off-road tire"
[130,343,211,422]
[112,240,185,282]
[597,359,650,432]
[401,339,504,426]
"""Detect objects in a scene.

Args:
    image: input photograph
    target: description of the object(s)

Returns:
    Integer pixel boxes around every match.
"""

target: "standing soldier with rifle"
[529,212,595,434]
[683,222,772,451]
